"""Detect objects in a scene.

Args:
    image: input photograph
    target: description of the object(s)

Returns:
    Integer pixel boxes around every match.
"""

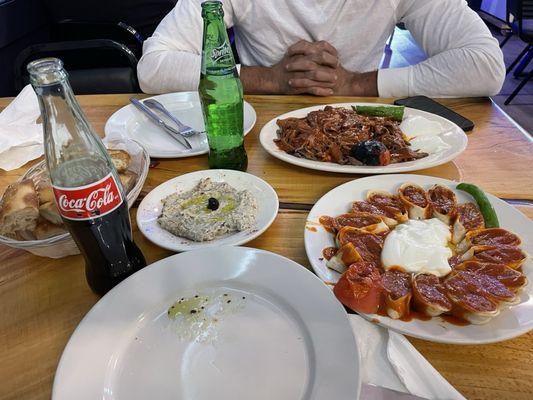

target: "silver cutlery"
[361,384,430,399]
[129,97,192,150]
[143,99,201,137]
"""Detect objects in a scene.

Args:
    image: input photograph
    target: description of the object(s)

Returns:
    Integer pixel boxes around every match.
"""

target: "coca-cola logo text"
[53,173,123,220]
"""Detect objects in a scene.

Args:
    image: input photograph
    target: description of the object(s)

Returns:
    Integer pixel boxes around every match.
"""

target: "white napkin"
[350,315,466,400]
[0,85,43,171]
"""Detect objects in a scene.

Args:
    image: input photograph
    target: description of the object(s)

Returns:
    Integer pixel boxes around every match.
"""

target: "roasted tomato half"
[334,261,383,314]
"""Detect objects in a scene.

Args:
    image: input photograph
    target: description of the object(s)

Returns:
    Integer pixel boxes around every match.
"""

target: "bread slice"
[108,149,131,173]
[37,184,55,205]
[39,201,63,225]
[34,218,67,240]
[119,171,137,193]
[0,179,39,239]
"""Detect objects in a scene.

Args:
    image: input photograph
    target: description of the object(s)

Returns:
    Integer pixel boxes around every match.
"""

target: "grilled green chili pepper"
[352,105,405,121]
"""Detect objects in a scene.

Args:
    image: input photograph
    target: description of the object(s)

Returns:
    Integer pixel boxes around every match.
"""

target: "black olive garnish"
[207,197,220,211]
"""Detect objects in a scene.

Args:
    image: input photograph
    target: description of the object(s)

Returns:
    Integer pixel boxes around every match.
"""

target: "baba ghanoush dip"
[158,178,257,241]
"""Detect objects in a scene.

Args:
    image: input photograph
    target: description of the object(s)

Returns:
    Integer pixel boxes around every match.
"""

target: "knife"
[129,97,192,150]
[360,384,430,399]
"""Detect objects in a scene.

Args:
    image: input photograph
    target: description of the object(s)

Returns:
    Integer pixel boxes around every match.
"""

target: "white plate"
[259,103,467,174]
[105,92,257,158]
[137,170,279,252]
[305,174,533,344]
[52,247,361,400]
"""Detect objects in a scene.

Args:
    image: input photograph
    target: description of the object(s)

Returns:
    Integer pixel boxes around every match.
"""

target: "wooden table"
[1,94,532,400]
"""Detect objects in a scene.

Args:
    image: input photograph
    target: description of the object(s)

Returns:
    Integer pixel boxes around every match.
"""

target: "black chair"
[14,39,140,94]
[41,0,178,40]
[49,20,145,59]
[504,0,533,105]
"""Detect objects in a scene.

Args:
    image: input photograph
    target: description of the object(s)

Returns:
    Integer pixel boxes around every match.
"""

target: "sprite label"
[210,43,232,63]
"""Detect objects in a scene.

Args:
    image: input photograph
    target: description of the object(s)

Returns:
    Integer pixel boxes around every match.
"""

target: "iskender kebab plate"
[305,175,532,344]
[259,103,468,174]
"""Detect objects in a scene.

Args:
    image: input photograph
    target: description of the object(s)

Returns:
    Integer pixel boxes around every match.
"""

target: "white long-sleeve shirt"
[137,0,505,98]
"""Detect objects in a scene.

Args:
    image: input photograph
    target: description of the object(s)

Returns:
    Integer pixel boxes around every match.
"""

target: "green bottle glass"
[199,0,248,171]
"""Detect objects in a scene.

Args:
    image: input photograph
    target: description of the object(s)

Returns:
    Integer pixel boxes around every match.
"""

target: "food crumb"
[370,318,380,324]
[190,309,197,314]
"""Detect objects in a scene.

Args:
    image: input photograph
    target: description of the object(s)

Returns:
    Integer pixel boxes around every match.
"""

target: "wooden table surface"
[0,94,532,400]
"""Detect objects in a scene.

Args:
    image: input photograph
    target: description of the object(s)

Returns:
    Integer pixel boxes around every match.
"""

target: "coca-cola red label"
[52,173,123,220]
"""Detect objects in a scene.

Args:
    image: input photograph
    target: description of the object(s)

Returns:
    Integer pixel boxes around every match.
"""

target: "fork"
[143,99,202,137]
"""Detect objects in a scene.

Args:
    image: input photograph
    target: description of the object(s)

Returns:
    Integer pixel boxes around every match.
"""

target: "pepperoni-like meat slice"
[428,184,457,224]
[325,242,363,274]
[461,270,516,304]
[318,216,336,233]
[366,190,408,223]
[412,274,452,316]
[462,228,521,250]
[452,203,485,244]
[444,271,499,324]
[466,245,527,270]
[448,255,463,270]
[456,261,527,292]
[381,270,412,319]
[329,212,389,235]
[336,227,384,266]
[398,182,430,220]
[322,247,338,261]
[351,201,398,227]
[334,262,383,314]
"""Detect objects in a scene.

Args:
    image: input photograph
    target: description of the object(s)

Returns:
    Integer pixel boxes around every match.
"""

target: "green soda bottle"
[199,0,247,171]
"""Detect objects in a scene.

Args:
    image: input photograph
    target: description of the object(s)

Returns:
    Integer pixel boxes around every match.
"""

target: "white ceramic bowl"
[0,139,150,258]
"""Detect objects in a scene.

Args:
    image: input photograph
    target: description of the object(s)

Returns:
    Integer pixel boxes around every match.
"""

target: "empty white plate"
[137,169,279,252]
[52,247,361,400]
[105,92,257,158]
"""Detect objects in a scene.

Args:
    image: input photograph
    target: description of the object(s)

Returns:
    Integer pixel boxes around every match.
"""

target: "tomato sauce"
[322,247,337,261]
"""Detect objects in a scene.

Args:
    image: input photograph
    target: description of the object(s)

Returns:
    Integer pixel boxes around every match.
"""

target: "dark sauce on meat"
[402,185,428,207]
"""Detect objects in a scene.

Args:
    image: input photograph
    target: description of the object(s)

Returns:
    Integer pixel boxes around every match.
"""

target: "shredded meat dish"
[275,106,428,165]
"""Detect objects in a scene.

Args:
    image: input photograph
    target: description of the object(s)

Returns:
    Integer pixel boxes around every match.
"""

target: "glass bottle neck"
[201,5,236,77]
[28,58,111,186]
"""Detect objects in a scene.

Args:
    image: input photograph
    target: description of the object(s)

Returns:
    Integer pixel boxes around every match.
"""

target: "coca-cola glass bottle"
[28,58,146,295]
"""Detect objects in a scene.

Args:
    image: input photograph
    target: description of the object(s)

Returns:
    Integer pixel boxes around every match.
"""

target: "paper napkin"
[0,85,43,171]
[350,315,466,400]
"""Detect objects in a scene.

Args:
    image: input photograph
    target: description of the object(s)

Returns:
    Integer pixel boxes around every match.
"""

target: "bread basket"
[0,138,149,258]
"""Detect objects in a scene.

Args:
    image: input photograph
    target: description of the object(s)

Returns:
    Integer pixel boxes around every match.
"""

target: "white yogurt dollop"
[400,115,451,154]
[400,115,444,139]
[409,135,451,154]
[381,218,452,277]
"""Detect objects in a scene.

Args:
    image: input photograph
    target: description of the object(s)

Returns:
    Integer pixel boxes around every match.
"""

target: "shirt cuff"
[377,67,411,98]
